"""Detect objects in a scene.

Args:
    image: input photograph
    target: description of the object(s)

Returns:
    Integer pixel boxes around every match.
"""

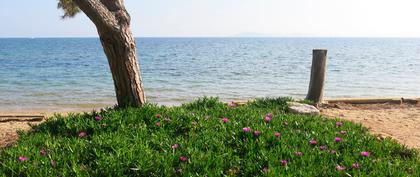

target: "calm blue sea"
[1,38,419,112]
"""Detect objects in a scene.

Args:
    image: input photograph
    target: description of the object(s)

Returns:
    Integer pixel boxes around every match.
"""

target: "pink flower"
[264,117,272,122]
[336,122,343,127]
[336,165,346,171]
[155,114,162,119]
[280,160,288,166]
[156,122,161,127]
[222,117,229,123]
[320,146,328,150]
[78,131,87,138]
[334,137,342,142]
[330,150,337,154]
[95,116,102,121]
[338,131,347,135]
[40,149,47,156]
[171,144,180,150]
[352,163,360,169]
[266,113,273,117]
[253,130,261,137]
[295,152,303,156]
[179,156,188,162]
[228,101,237,107]
[18,156,29,162]
[360,151,370,157]
[242,127,251,133]
[274,132,281,137]
[309,139,317,145]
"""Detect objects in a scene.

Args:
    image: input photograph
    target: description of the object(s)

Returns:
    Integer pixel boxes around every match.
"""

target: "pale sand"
[321,103,420,149]
[0,109,98,148]
[0,121,42,148]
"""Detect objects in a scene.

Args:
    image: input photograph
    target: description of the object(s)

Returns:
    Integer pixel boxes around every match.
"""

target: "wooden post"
[306,49,328,104]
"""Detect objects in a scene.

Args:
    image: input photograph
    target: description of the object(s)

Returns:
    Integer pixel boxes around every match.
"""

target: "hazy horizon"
[3,36,420,39]
[2,0,420,38]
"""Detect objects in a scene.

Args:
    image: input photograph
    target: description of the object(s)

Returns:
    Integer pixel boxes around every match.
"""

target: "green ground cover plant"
[1,97,419,176]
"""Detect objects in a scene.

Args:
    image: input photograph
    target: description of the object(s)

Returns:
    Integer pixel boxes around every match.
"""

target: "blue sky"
[1,0,420,37]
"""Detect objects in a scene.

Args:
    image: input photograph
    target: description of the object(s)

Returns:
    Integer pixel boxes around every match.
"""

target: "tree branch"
[73,0,120,31]
[99,0,131,26]
[99,0,123,12]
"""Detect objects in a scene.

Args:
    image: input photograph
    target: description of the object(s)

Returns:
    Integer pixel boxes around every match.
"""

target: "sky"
[1,0,420,37]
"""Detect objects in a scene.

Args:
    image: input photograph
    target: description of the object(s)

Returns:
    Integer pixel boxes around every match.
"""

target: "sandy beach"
[0,109,98,148]
[321,102,420,149]
[0,120,41,148]
[2,102,420,149]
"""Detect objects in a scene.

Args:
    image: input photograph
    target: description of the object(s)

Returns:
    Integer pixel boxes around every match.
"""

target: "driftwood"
[0,115,45,122]
[325,98,419,105]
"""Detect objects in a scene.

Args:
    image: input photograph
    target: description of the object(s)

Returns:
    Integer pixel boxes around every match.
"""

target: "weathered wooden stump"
[306,49,328,104]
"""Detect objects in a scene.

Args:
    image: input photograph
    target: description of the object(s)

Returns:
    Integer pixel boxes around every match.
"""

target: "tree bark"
[73,0,146,107]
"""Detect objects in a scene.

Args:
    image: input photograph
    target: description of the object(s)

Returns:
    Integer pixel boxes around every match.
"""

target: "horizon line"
[2,36,420,39]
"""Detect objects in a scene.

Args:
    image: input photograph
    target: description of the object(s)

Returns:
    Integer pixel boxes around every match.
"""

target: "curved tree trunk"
[73,0,146,107]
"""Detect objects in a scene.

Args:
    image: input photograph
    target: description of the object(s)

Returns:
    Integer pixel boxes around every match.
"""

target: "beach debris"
[288,102,320,115]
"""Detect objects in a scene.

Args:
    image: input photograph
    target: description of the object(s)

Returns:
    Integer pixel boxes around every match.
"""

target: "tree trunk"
[73,0,146,107]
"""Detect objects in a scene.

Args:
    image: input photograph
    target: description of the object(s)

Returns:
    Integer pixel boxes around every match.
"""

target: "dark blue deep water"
[1,38,419,112]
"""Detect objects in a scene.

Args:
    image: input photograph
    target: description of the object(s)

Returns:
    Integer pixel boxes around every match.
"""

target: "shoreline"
[0,97,418,116]
[0,104,113,117]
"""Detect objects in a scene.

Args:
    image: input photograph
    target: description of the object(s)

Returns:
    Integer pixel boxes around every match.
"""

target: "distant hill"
[231,32,269,37]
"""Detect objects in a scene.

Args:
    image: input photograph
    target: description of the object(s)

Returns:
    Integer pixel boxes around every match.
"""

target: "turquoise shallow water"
[0,38,419,112]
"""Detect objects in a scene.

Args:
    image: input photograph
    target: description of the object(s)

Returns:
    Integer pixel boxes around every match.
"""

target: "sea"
[0,38,419,112]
